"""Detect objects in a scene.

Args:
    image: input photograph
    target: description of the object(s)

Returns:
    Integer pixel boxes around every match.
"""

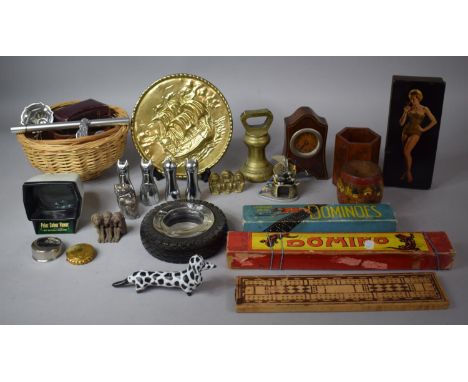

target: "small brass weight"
[239,109,274,182]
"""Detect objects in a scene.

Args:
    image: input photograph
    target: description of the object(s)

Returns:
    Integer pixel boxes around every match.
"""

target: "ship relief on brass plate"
[132,74,233,178]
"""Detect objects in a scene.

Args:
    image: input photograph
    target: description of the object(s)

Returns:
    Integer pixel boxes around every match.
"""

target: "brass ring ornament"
[289,128,323,159]
[131,74,233,178]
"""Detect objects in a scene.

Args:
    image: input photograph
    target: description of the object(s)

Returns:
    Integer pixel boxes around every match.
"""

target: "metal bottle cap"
[66,243,97,265]
[31,237,64,263]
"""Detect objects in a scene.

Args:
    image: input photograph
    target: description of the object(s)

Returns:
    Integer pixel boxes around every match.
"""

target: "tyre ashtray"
[140,200,227,263]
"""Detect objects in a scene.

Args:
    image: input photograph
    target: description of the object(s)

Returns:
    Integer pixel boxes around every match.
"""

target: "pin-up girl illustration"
[399,89,437,183]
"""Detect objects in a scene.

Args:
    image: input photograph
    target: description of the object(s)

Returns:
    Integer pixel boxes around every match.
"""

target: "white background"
[1,1,467,381]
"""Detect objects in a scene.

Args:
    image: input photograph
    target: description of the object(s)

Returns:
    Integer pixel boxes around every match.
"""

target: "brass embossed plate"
[235,273,449,312]
[132,74,233,177]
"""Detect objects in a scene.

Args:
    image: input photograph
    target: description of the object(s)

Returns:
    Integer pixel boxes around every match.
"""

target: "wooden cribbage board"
[235,273,449,313]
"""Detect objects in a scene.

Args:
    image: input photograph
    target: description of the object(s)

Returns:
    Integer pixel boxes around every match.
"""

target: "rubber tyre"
[140,200,228,263]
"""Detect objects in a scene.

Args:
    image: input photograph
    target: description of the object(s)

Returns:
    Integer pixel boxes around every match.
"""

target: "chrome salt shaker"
[163,158,180,201]
[185,158,201,201]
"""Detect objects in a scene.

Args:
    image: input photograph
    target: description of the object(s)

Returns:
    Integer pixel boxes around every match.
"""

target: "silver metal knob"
[21,102,54,126]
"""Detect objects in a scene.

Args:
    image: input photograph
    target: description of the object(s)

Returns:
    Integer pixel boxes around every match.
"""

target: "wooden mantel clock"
[283,106,329,179]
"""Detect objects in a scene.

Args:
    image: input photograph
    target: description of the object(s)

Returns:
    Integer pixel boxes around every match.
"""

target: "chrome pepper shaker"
[140,158,159,206]
[185,158,201,201]
[163,158,180,201]
[114,159,139,219]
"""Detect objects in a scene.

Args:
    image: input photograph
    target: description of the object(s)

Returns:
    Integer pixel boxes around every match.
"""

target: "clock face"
[289,128,322,158]
[294,131,318,153]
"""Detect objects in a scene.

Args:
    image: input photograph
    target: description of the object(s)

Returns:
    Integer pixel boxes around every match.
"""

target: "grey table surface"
[0,56,467,324]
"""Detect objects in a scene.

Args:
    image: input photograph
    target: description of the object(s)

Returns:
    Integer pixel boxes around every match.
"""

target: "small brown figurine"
[209,171,245,195]
[90,211,127,243]
[111,212,127,243]
[221,170,234,193]
[91,213,105,243]
[233,171,245,193]
[283,106,328,179]
[102,211,113,243]
[208,173,221,195]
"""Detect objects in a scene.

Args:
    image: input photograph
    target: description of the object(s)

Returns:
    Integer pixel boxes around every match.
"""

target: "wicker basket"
[16,101,129,181]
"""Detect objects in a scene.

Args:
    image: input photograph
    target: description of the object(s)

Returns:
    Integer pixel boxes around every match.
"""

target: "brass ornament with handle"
[239,108,274,183]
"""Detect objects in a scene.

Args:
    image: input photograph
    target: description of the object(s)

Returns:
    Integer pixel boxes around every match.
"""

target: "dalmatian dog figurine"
[112,255,216,296]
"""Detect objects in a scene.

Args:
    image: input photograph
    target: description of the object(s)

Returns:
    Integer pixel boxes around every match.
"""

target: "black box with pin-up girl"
[383,75,445,189]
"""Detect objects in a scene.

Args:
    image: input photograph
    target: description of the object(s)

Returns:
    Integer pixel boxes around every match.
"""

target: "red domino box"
[226,231,455,270]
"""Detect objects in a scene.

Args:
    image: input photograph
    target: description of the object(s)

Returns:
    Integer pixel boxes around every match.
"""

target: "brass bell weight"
[239,109,274,182]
